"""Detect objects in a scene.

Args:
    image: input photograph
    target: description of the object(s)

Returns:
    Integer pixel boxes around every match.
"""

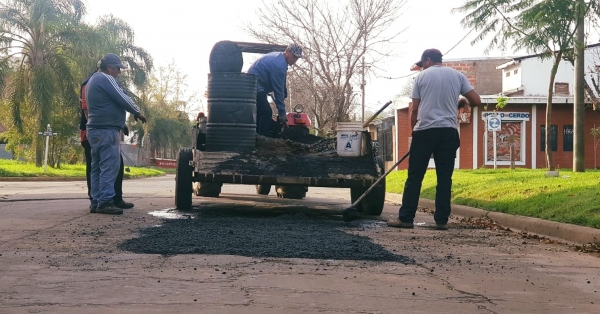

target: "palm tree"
[0,0,86,166]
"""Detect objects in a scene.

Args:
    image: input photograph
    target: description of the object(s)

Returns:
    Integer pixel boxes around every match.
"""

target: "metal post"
[493,130,497,170]
[43,124,51,172]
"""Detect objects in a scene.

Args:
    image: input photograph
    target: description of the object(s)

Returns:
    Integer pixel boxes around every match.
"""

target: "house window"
[485,121,526,165]
[514,69,519,74]
[541,125,558,152]
[563,125,573,152]
[506,71,511,77]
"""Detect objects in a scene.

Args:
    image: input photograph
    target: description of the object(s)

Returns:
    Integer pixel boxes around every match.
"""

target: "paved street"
[0,175,599,313]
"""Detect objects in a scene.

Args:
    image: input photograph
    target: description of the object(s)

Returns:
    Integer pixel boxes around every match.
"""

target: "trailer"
[173,41,387,216]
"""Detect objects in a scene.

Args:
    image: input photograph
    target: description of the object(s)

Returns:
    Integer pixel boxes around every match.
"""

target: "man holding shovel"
[387,48,481,230]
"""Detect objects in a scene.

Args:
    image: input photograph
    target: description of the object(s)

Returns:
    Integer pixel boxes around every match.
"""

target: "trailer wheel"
[276,185,307,199]
[359,179,385,216]
[256,184,271,195]
[197,182,222,198]
[175,148,193,210]
[350,187,365,212]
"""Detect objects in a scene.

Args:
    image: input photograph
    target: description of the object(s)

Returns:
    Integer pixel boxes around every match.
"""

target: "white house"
[496,43,600,97]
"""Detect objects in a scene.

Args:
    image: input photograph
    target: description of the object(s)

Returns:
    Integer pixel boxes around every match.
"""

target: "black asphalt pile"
[213,135,377,178]
[282,127,323,145]
[119,211,411,263]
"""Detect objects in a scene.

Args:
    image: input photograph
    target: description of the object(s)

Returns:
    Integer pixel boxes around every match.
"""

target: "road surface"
[0,175,598,313]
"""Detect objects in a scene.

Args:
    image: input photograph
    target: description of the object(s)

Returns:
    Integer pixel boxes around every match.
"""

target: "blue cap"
[101,53,126,68]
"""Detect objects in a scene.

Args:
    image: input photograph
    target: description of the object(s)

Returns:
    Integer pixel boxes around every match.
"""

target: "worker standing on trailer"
[387,48,481,230]
[247,43,302,137]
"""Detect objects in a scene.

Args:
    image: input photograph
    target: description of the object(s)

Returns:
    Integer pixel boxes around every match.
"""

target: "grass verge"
[0,159,165,179]
[387,168,600,229]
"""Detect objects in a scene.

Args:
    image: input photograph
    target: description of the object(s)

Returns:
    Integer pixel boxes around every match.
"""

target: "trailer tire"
[350,187,365,212]
[359,179,385,216]
[276,185,307,199]
[256,184,271,195]
[175,148,193,210]
[350,180,385,216]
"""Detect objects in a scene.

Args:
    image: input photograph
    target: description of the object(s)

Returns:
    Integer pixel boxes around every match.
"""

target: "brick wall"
[396,106,412,170]
[535,104,600,169]
[444,61,477,90]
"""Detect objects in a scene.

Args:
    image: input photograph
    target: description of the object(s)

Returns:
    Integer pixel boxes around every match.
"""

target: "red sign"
[153,158,178,168]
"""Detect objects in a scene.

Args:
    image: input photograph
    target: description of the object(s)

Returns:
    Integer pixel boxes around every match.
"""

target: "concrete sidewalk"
[386,193,600,246]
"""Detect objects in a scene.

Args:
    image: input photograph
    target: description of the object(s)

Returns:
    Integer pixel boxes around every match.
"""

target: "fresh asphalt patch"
[119,208,412,263]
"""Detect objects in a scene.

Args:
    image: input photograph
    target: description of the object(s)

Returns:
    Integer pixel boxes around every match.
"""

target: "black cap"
[101,53,126,68]
[415,48,443,67]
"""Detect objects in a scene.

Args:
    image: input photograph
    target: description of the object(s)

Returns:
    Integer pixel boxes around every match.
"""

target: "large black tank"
[205,72,258,152]
[209,41,243,73]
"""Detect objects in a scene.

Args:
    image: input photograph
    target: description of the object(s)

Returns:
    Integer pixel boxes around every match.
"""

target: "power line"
[381,28,476,80]
[444,27,476,56]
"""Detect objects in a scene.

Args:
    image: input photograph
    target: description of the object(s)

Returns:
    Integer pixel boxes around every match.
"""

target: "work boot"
[434,223,449,230]
[89,204,97,213]
[114,200,134,209]
[96,201,123,215]
[387,219,414,229]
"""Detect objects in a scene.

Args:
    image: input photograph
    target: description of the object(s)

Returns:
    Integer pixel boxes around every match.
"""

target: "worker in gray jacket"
[86,53,147,215]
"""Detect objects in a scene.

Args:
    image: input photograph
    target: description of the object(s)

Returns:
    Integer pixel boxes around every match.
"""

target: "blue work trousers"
[87,128,121,206]
[256,92,273,137]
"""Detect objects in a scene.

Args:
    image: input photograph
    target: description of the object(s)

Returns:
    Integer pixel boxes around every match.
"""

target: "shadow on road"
[119,207,411,264]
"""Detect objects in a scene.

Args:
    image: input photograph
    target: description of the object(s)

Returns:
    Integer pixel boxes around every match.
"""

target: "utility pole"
[361,56,365,124]
[573,0,585,172]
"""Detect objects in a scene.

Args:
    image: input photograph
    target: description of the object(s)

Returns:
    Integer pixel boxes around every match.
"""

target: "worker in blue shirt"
[247,44,302,136]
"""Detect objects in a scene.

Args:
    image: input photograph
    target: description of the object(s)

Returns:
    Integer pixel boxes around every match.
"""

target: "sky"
[84,0,513,114]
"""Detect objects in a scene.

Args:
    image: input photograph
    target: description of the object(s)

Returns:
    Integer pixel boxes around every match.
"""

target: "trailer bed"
[192,150,380,188]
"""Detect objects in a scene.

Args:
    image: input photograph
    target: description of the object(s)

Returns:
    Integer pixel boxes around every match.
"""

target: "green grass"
[387,168,600,229]
[0,159,165,179]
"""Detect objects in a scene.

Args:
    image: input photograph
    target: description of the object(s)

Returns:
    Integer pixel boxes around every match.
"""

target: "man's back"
[247,52,287,94]
[412,66,473,131]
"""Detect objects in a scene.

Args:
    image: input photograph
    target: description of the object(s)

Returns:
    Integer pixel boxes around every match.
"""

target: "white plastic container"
[336,122,365,156]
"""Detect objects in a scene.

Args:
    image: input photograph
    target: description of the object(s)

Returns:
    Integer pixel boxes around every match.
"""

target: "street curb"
[0,177,87,182]
[0,174,166,182]
[386,193,600,245]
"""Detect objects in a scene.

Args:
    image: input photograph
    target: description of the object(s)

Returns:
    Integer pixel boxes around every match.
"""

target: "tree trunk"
[573,1,585,172]
[546,53,562,171]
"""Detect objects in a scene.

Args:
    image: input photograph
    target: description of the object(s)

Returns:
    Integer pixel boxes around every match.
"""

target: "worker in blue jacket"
[248,43,302,136]
[86,53,147,215]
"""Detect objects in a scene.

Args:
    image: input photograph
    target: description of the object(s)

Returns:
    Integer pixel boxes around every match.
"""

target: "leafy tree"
[0,2,153,166]
[454,0,599,171]
[0,0,86,166]
[133,63,198,159]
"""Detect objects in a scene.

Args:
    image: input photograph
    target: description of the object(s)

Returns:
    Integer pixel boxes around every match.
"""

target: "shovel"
[362,100,393,128]
[342,150,410,222]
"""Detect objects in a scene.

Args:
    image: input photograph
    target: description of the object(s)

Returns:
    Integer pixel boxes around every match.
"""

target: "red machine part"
[286,112,312,127]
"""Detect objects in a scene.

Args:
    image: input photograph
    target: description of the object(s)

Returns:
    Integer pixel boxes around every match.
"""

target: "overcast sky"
[84,0,516,113]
